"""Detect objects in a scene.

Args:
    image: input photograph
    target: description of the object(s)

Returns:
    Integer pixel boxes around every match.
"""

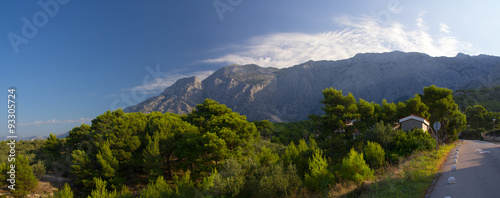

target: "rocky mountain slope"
[125,51,500,122]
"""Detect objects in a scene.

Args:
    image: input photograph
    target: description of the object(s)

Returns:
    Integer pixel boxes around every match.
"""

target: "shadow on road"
[429,141,500,198]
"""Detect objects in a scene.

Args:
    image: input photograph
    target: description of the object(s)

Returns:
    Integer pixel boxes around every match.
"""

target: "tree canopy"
[422,85,466,143]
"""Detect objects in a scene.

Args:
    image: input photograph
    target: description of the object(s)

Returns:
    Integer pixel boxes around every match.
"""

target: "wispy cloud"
[203,15,477,68]
[440,23,451,33]
[127,70,214,94]
[18,118,93,127]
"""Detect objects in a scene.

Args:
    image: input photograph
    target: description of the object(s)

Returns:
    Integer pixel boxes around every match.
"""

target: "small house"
[399,114,430,132]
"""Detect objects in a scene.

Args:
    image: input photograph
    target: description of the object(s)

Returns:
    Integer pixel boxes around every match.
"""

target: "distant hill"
[125,51,500,122]
[454,86,500,112]
[0,131,69,141]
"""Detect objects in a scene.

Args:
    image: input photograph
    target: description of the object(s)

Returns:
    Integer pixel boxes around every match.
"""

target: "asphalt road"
[429,140,500,198]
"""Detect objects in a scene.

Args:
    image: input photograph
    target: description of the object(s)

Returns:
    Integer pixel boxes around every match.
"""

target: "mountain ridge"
[125,51,500,122]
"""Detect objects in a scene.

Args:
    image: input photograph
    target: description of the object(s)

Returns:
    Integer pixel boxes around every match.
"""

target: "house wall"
[401,119,428,132]
[421,122,429,132]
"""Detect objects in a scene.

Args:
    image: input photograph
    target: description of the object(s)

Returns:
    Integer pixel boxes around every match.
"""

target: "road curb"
[425,141,461,198]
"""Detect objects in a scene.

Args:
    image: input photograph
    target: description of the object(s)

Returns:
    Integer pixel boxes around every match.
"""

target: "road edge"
[424,141,462,198]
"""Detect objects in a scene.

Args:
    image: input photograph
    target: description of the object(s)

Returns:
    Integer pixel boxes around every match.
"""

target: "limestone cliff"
[125,51,500,122]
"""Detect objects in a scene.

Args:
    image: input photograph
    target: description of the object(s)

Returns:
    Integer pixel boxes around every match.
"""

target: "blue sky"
[2,0,500,137]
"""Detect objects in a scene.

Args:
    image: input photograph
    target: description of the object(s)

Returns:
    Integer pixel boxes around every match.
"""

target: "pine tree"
[340,148,374,184]
[11,155,38,197]
[404,94,430,119]
[422,85,466,142]
[71,149,94,188]
[139,176,173,198]
[304,149,334,194]
[281,141,300,169]
[96,141,119,181]
[363,141,385,169]
[320,88,361,135]
[257,146,279,167]
[0,163,8,186]
[43,133,62,155]
[203,131,229,166]
[254,120,274,140]
[88,177,119,198]
[51,183,74,198]
[143,133,162,181]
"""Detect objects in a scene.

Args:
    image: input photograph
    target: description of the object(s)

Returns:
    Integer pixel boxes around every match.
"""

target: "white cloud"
[440,23,451,33]
[128,70,214,94]
[18,118,93,127]
[203,15,477,68]
[416,11,427,29]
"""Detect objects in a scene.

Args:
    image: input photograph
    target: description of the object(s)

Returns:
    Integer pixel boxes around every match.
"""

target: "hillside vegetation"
[454,85,500,112]
[2,85,498,197]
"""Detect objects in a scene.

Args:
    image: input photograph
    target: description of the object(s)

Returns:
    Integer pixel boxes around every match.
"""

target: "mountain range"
[125,51,500,122]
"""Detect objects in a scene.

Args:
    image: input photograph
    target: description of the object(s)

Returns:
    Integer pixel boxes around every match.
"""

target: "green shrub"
[391,128,435,157]
[363,121,400,149]
[214,158,246,197]
[387,153,401,164]
[340,148,374,184]
[258,163,302,197]
[32,160,46,179]
[202,155,302,198]
[363,141,385,169]
[202,158,246,197]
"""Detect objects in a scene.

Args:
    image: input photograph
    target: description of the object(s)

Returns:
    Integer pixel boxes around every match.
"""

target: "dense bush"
[280,137,319,178]
[32,160,46,179]
[256,162,302,197]
[460,128,486,140]
[391,128,435,157]
[209,158,246,197]
[272,120,315,145]
[200,154,303,198]
[340,148,374,184]
[363,141,385,169]
[363,121,399,150]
